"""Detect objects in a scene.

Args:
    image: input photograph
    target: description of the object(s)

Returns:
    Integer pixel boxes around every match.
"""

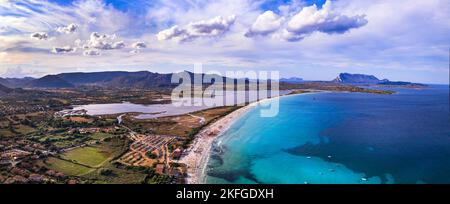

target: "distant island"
[332,73,427,88]
[280,77,304,84]
[376,81,428,88]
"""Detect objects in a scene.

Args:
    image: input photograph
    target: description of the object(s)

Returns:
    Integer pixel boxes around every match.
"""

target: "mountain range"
[26,75,75,88]
[0,71,425,89]
[0,71,232,89]
[0,84,12,96]
[0,77,35,88]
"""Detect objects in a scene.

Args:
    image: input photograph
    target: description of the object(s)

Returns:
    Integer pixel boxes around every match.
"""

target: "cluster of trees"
[112,162,153,173]
[0,116,36,135]
[144,174,174,184]
[111,162,174,184]
[47,117,115,129]
[99,168,113,176]
[130,124,153,134]
[145,152,158,159]
[182,126,202,149]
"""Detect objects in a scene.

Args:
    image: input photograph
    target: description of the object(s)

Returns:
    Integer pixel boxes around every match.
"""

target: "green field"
[38,134,67,142]
[14,125,36,135]
[53,140,76,149]
[62,146,110,167]
[43,138,130,181]
[45,157,93,176]
[90,132,114,140]
[0,124,36,137]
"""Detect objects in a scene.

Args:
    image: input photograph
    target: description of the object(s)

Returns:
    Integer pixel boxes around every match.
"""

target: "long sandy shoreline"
[179,92,309,184]
[179,103,255,184]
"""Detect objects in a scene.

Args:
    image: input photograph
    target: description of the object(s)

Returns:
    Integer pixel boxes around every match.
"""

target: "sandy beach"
[178,92,293,184]
[178,89,325,183]
[179,103,256,184]
[179,91,320,183]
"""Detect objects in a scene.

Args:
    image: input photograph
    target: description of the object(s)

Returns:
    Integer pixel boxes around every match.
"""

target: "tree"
[146,152,158,159]
[99,168,113,176]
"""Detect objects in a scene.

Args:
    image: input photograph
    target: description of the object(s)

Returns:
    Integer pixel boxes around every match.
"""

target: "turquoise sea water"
[206,85,450,184]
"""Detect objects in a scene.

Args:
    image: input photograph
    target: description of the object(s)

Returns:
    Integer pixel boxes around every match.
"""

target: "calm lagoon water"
[72,90,290,119]
[73,102,210,119]
[206,85,450,184]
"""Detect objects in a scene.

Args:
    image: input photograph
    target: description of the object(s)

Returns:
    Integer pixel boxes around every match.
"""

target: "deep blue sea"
[206,85,450,184]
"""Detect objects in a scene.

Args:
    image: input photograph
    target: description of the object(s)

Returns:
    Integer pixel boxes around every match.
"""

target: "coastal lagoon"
[73,102,210,119]
[206,85,450,184]
[72,90,290,119]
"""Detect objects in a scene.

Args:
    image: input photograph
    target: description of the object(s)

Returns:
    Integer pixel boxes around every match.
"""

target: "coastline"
[179,92,315,184]
[179,103,255,184]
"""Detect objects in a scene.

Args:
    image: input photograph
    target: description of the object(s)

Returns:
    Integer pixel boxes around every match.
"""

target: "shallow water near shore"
[206,85,450,184]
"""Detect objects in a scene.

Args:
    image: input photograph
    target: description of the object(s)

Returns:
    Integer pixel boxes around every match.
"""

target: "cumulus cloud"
[30,32,48,40]
[77,32,125,56]
[82,32,119,50]
[52,46,76,54]
[157,26,185,41]
[188,15,236,36]
[83,49,100,56]
[283,0,368,41]
[129,42,146,54]
[112,41,126,49]
[156,15,236,42]
[56,23,78,34]
[132,42,146,49]
[245,11,283,37]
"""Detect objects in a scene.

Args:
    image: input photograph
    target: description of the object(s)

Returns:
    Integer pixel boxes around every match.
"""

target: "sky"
[0,0,449,84]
